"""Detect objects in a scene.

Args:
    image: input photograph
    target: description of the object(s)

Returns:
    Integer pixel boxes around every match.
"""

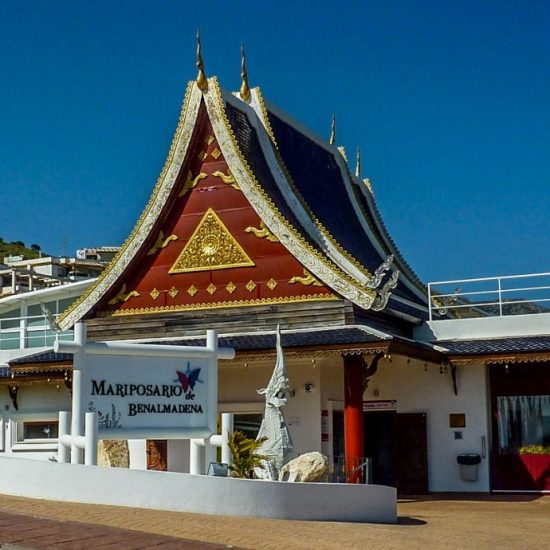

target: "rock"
[97,440,129,468]
[278,451,328,482]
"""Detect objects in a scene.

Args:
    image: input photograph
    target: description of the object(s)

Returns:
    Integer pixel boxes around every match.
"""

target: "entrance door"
[395,413,428,494]
[363,411,428,493]
[146,440,168,471]
[363,411,397,486]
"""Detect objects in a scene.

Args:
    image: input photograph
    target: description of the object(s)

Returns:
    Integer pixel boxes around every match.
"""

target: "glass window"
[22,421,59,441]
[233,413,263,440]
[497,395,550,452]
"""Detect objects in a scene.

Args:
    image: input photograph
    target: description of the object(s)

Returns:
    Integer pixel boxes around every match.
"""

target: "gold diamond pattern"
[207,283,217,295]
[150,288,160,300]
[245,280,257,292]
[198,150,208,161]
[187,285,198,297]
[206,135,215,145]
[211,147,222,160]
[266,278,278,290]
[226,281,236,294]
[168,286,179,299]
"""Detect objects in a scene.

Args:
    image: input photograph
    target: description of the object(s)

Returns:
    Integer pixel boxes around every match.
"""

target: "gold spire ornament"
[329,114,336,145]
[239,44,251,102]
[355,147,361,177]
[196,30,208,91]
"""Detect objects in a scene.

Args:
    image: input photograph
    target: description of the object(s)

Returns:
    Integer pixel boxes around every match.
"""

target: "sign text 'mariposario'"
[91,379,186,399]
[128,403,204,416]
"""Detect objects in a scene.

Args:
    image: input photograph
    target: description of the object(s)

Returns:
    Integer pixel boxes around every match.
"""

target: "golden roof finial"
[355,147,361,177]
[329,114,336,145]
[239,44,251,102]
[196,30,208,91]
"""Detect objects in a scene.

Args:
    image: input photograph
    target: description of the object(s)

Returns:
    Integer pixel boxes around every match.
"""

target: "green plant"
[227,430,269,479]
[519,445,550,455]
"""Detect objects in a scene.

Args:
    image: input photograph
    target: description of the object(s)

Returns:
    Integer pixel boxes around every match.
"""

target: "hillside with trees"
[0,237,44,263]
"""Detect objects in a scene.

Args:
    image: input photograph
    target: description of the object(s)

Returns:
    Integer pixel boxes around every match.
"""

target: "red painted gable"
[98,105,335,317]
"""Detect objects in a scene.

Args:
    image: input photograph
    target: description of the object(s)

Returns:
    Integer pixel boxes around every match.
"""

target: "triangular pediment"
[169,208,255,273]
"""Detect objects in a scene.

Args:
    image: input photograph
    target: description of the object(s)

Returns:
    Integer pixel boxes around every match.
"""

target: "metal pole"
[497,278,503,316]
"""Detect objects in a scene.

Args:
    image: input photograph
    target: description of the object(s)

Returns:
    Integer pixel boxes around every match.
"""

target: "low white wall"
[0,455,396,524]
[416,313,550,341]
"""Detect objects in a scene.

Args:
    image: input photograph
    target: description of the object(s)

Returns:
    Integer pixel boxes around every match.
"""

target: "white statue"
[254,326,294,480]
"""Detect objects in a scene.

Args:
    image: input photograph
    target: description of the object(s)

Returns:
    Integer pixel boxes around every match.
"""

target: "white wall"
[364,357,489,492]
[0,383,71,461]
[0,455,397,523]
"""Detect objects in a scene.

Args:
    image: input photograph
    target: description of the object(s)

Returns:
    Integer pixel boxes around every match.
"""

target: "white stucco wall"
[364,357,489,492]
[0,455,397,523]
[0,383,71,461]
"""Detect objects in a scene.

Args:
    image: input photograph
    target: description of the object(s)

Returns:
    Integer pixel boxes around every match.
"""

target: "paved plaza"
[0,493,548,549]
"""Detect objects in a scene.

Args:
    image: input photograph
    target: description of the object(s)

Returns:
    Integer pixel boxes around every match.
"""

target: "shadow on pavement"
[397,516,427,526]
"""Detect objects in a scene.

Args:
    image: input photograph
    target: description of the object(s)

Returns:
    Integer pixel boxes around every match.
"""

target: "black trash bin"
[457,454,481,481]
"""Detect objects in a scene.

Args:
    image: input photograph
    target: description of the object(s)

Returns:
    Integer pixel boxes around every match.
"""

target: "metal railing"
[428,272,550,321]
[0,314,73,351]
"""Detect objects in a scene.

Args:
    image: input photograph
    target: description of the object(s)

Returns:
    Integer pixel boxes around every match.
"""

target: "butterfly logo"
[175,362,203,392]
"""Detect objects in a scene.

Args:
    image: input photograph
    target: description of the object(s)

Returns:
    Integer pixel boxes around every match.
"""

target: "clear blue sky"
[0,0,548,282]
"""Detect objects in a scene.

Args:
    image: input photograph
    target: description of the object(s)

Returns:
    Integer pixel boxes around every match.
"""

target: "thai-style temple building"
[2,43,549,493]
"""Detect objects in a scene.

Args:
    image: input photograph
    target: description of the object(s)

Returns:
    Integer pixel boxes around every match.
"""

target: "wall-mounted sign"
[362,400,397,411]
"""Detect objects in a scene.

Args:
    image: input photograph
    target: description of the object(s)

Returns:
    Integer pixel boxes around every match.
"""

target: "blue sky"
[0,0,548,282]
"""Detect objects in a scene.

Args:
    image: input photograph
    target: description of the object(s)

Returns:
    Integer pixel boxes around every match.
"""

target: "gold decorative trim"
[289,268,323,287]
[244,221,279,242]
[212,169,240,190]
[168,286,179,299]
[150,288,160,300]
[230,347,388,363]
[187,285,198,297]
[146,231,178,256]
[266,278,278,290]
[254,87,278,147]
[198,150,208,161]
[108,294,338,316]
[239,44,251,102]
[107,284,140,305]
[196,30,208,92]
[207,283,217,295]
[207,135,215,145]
[208,80,378,308]
[179,170,207,197]
[169,207,255,273]
[211,147,222,159]
[226,281,236,294]
[245,280,256,292]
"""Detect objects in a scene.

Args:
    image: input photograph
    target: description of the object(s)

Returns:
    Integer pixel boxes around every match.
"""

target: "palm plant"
[227,430,269,479]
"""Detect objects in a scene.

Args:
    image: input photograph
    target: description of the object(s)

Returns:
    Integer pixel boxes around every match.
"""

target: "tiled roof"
[6,327,391,372]
[159,327,390,350]
[439,336,550,355]
[9,350,73,365]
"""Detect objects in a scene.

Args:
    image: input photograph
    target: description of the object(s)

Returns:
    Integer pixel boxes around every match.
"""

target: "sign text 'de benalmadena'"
[85,355,209,438]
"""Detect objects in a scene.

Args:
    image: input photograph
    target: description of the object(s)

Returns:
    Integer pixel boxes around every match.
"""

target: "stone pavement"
[0,493,548,549]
